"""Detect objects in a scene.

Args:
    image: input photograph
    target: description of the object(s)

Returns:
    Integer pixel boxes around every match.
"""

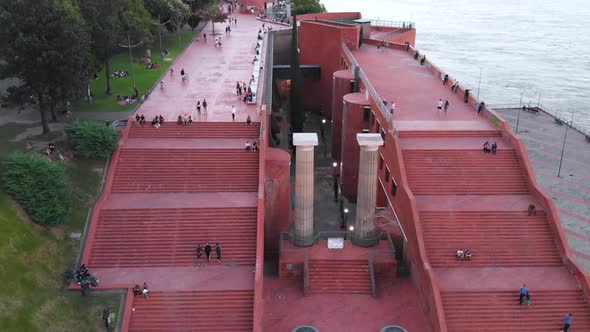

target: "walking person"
[170,67,174,76]
[203,33,206,43]
[519,284,528,305]
[444,100,449,114]
[142,282,149,299]
[205,243,212,262]
[562,313,573,332]
[203,99,208,113]
[196,101,201,114]
[246,115,252,125]
[159,80,164,89]
[196,244,203,260]
[231,105,236,121]
[216,243,222,263]
[437,98,443,111]
[390,101,396,117]
[181,68,185,77]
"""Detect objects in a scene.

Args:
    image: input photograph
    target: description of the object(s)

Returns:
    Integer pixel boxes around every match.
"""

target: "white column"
[292,133,318,246]
[352,133,384,247]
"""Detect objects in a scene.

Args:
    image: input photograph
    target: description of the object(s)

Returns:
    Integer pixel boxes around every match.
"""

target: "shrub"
[2,153,70,226]
[65,121,119,159]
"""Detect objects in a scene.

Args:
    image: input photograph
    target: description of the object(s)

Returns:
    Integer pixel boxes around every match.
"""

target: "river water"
[321,0,590,133]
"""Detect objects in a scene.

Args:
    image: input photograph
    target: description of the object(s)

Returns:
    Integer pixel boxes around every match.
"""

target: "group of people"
[483,141,498,155]
[196,243,222,263]
[177,114,193,125]
[436,98,450,113]
[75,264,99,296]
[245,140,259,152]
[116,88,140,105]
[196,99,208,113]
[455,249,472,261]
[146,62,159,70]
[111,70,128,78]
[132,282,149,299]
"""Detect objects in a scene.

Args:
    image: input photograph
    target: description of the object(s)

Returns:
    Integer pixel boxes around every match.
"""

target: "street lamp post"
[321,118,326,158]
[153,14,172,66]
[516,90,525,134]
[557,109,575,177]
[347,225,354,241]
[477,67,482,98]
[342,208,349,231]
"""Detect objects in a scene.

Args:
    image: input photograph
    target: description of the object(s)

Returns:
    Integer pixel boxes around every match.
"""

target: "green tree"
[289,15,305,133]
[0,0,93,134]
[2,152,70,226]
[195,3,229,35]
[79,0,153,95]
[65,121,120,159]
[144,0,191,31]
[291,0,326,15]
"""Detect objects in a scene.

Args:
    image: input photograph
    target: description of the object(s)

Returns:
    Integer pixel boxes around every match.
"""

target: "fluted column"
[352,133,384,247]
[292,133,318,247]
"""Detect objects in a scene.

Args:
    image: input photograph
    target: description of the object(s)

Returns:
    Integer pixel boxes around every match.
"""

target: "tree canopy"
[144,0,191,31]
[195,3,229,35]
[79,0,154,95]
[291,0,326,16]
[0,0,93,134]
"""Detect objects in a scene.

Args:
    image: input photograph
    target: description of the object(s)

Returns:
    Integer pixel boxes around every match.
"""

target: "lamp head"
[321,119,326,124]
[344,208,349,214]
[332,162,338,167]
[349,225,354,231]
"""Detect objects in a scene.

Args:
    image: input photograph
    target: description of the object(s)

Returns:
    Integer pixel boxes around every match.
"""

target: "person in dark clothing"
[491,141,497,155]
[215,243,222,263]
[464,89,471,103]
[483,141,491,155]
[140,114,145,126]
[203,33,206,43]
[246,115,252,125]
[133,284,141,296]
[159,115,164,124]
[196,244,203,259]
[478,101,485,113]
[443,74,449,85]
[528,204,537,216]
[205,243,212,262]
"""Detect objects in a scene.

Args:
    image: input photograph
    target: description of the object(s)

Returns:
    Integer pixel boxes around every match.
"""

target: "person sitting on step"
[177,115,183,125]
[245,141,252,151]
[456,249,464,261]
[465,250,472,261]
[133,284,141,296]
[528,204,537,216]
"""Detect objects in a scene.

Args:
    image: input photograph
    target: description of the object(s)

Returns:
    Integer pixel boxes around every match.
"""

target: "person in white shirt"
[231,106,236,121]
[437,99,443,110]
[245,141,251,151]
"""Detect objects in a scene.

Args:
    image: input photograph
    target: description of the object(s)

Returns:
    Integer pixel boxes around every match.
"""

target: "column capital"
[293,133,319,147]
[357,133,383,151]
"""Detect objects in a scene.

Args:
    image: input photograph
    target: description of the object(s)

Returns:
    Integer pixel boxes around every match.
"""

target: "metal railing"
[368,255,377,297]
[262,29,275,113]
[279,232,310,295]
[370,20,415,29]
[377,179,408,261]
[341,42,398,137]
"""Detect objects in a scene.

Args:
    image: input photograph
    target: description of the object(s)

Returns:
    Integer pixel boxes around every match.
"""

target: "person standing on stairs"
[142,283,149,299]
[216,243,222,263]
[205,243,212,262]
[519,284,528,305]
[196,244,203,260]
[562,313,573,331]
[203,99,208,113]
[232,106,236,121]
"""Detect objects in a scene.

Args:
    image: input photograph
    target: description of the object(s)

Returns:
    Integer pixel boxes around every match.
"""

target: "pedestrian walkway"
[77,9,279,332]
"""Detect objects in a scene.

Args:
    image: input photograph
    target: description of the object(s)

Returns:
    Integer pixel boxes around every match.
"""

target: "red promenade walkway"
[352,44,590,330]
[79,10,276,332]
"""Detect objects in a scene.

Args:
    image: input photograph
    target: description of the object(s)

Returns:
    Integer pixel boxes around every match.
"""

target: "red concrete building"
[74,7,590,332]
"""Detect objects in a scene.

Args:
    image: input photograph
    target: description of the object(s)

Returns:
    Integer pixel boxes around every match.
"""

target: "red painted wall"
[340,92,370,201]
[299,21,360,118]
[264,147,291,259]
[332,70,354,161]
[297,12,361,22]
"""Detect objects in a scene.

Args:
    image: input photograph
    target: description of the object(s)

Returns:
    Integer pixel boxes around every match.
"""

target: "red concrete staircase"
[129,122,261,139]
[403,149,528,194]
[421,211,562,267]
[442,290,590,331]
[112,149,259,193]
[89,207,257,267]
[128,289,254,332]
[308,259,372,295]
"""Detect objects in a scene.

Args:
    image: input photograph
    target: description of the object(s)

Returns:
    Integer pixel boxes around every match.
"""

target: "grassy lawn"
[0,124,120,331]
[76,25,202,113]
